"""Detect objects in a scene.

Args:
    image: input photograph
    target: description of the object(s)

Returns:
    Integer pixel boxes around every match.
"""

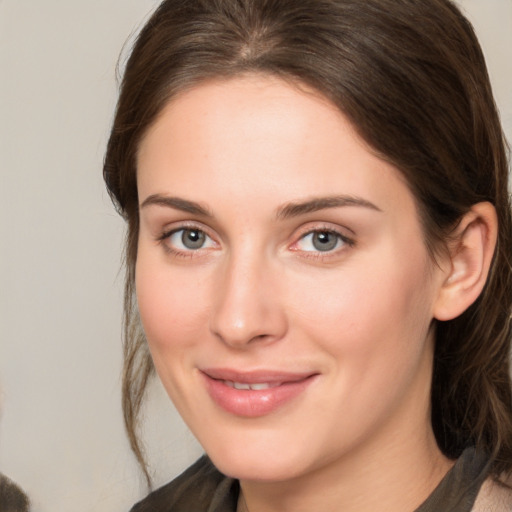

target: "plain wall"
[0,1,510,511]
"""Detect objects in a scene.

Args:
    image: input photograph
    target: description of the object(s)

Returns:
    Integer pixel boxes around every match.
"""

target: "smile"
[224,381,281,390]
[200,369,318,417]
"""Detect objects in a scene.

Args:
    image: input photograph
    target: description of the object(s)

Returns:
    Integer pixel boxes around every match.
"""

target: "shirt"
[130,447,493,512]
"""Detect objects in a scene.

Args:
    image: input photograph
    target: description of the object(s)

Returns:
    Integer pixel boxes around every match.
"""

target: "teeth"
[250,383,271,390]
[225,381,276,390]
[233,382,251,390]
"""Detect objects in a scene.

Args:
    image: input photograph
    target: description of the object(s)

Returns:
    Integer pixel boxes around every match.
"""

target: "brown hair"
[104,0,512,486]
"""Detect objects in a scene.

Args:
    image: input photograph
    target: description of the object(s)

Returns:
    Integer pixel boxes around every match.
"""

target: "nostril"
[211,329,270,348]
[250,334,269,342]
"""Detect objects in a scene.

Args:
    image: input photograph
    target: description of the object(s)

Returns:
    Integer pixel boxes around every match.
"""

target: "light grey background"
[0,1,510,511]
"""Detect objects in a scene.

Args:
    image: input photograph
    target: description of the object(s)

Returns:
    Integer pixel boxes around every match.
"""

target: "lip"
[200,368,318,417]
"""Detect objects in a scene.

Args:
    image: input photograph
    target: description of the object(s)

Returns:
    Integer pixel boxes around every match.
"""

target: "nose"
[209,251,288,349]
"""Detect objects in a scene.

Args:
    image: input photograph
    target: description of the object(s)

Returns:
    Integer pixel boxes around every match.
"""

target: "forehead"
[136,75,418,224]
[138,74,353,164]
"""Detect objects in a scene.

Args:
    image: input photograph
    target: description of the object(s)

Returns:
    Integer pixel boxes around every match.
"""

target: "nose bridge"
[209,242,286,348]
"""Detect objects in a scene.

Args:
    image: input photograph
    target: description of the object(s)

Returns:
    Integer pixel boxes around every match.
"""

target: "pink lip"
[200,368,318,418]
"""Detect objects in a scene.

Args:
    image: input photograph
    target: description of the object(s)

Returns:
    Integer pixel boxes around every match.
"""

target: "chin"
[201,435,314,482]
[213,455,302,482]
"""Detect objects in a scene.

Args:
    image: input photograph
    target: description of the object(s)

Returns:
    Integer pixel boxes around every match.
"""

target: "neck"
[238,426,452,512]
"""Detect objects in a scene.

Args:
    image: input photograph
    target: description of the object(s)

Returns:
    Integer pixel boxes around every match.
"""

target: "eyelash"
[156,224,355,260]
[157,224,217,258]
[290,226,355,260]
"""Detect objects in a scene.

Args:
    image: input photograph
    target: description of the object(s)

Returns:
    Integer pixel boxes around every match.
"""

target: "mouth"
[200,368,318,417]
[223,381,281,390]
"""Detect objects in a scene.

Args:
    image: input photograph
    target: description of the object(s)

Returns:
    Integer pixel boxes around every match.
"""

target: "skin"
[136,75,456,512]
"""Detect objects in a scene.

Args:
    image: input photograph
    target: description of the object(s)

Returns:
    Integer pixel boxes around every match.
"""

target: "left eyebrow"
[276,195,382,220]
[140,194,213,217]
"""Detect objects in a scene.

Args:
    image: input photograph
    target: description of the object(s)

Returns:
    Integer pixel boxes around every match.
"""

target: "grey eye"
[181,229,206,249]
[311,231,339,251]
[296,230,344,252]
[168,228,214,251]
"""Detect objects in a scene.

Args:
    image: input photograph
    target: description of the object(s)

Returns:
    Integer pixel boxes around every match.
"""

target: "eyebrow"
[276,195,381,219]
[140,194,213,217]
[140,193,381,219]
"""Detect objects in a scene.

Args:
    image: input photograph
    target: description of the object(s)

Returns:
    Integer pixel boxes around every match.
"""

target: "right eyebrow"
[140,194,213,217]
[276,195,382,220]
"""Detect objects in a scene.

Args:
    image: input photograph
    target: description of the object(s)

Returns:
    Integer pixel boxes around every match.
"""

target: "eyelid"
[288,223,355,256]
[154,220,354,259]
[157,221,219,256]
[156,218,213,238]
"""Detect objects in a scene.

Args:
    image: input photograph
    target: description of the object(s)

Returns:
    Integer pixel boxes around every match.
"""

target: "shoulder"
[129,456,238,512]
[472,475,512,512]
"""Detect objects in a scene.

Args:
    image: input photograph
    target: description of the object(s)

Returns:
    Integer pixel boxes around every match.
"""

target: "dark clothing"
[130,448,489,512]
[415,448,489,512]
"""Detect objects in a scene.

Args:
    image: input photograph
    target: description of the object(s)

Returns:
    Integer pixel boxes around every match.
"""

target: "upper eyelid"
[287,225,355,256]
[293,229,354,247]
[158,226,218,256]
[292,221,355,240]
[299,228,351,240]
[158,221,215,239]
[154,220,355,246]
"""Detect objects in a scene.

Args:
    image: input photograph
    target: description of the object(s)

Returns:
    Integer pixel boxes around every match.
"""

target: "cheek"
[288,245,435,363]
[135,252,209,355]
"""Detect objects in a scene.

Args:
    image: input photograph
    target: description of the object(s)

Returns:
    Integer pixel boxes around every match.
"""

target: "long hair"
[104,0,512,485]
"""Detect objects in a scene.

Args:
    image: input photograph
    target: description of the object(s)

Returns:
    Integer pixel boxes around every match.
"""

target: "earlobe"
[433,202,497,321]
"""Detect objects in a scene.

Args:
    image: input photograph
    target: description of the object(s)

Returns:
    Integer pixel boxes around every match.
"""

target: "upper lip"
[200,368,317,384]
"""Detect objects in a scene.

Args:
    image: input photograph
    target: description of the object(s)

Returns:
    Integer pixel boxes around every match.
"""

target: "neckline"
[414,447,490,512]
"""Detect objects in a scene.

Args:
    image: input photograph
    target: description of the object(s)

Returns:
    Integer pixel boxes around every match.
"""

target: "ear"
[433,202,497,321]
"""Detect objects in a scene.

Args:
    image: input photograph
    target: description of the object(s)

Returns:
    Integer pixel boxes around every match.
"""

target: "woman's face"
[136,75,447,482]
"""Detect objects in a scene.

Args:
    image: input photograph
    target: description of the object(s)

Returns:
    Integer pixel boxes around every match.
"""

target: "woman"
[104,0,512,510]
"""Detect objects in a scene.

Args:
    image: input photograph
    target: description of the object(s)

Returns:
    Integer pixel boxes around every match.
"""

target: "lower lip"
[201,373,317,417]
